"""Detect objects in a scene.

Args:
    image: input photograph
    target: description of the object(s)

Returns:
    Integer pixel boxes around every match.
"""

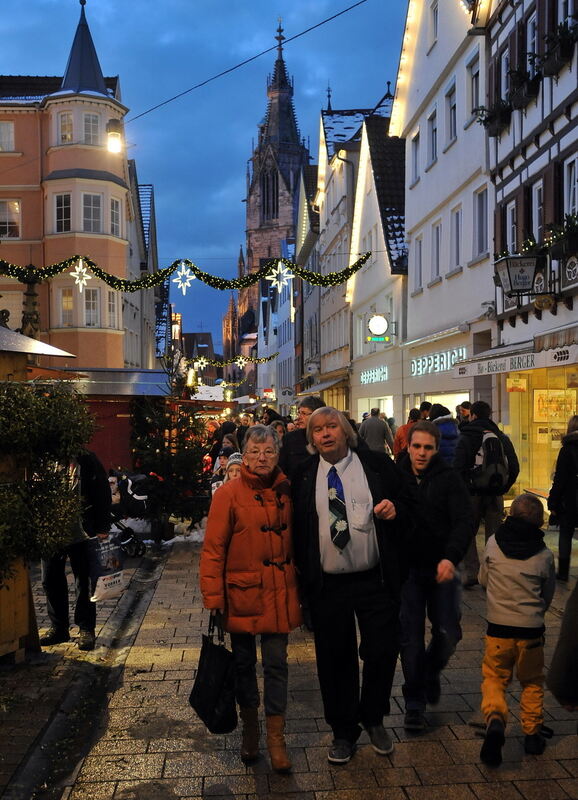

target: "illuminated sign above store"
[453,345,578,378]
[411,347,467,376]
[360,365,389,384]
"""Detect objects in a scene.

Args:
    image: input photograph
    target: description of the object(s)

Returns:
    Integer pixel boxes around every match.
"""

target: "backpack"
[470,430,509,494]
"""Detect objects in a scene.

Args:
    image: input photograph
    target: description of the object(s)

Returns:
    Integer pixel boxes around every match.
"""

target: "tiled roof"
[321,109,373,157]
[0,75,118,102]
[364,115,407,274]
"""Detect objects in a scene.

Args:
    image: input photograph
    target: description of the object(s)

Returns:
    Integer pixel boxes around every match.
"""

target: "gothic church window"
[261,168,279,221]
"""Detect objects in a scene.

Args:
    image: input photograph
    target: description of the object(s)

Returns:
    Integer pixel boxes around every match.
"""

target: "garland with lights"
[191,353,279,370]
[0,253,371,296]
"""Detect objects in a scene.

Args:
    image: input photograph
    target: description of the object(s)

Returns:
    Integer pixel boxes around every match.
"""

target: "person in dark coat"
[398,421,475,730]
[291,407,412,765]
[358,407,395,454]
[546,579,578,711]
[429,404,459,463]
[453,401,519,587]
[547,415,578,581]
[40,450,112,651]
[278,396,324,482]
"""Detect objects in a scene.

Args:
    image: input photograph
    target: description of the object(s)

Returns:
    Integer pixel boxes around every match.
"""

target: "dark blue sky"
[2,0,407,349]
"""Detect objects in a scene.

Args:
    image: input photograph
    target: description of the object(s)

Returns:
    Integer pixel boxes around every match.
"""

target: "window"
[261,169,279,221]
[83,113,100,145]
[107,290,117,328]
[474,187,488,256]
[83,193,102,232]
[411,132,420,182]
[500,49,510,101]
[110,197,121,237]
[431,222,442,279]
[532,181,544,242]
[468,55,480,115]
[427,110,437,164]
[58,112,73,144]
[450,206,462,268]
[527,13,538,77]
[84,288,100,327]
[506,200,517,253]
[415,237,423,289]
[430,1,439,46]
[60,288,73,327]
[0,121,15,152]
[0,199,20,238]
[565,155,578,215]
[559,0,575,24]
[446,85,457,143]
[55,193,71,233]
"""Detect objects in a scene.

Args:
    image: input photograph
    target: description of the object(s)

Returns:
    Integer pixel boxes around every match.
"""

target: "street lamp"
[106,119,123,153]
[493,254,545,297]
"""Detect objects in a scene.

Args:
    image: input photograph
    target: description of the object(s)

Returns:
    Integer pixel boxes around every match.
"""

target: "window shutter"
[509,27,518,72]
[537,0,556,56]
[517,21,525,71]
[522,185,532,241]
[494,203,505,253]
[543,161,562,226]
[488,59,496,106]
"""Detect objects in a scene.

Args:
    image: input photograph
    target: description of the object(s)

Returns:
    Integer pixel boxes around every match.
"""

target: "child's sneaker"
[480,717,505,767]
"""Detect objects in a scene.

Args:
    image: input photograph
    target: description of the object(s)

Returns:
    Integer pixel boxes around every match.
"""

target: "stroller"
[109,471,157,558]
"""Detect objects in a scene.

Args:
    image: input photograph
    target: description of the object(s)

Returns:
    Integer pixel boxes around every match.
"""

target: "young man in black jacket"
[453,401,519,586]
[292,407,412,764]
[398,421,475,730]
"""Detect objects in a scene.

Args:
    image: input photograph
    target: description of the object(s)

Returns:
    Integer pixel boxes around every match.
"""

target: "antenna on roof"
[326,82,332,111]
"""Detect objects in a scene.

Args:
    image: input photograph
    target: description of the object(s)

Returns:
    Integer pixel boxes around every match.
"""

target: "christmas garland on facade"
[0,253,371,294]
[191,353,278,370]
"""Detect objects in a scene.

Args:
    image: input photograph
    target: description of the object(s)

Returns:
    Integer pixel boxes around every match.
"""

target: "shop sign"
[453,343,578,378]
[410,347,467,376]
[263,388,276,400]
[506,375,527,392]
[360,365,388,384]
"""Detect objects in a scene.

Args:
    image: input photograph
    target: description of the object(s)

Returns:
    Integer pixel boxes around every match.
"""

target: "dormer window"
[83,113,100,145]
[59,112,73,144]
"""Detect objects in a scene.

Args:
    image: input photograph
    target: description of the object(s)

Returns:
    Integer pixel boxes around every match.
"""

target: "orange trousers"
[481,635,544,736]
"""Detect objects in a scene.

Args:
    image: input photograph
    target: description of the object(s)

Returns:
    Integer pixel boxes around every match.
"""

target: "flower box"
[542,38,575,77]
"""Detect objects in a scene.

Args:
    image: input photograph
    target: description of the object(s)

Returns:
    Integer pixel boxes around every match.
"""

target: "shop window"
[0,121,15,152]
[0,199,20,238]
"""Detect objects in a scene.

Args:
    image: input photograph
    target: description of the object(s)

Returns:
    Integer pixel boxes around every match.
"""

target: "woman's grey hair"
[242,424,281,454]
[305,407,358,454]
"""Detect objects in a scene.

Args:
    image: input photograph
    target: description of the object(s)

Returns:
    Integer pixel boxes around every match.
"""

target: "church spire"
[61,0,107,95]
[260,20,301,149]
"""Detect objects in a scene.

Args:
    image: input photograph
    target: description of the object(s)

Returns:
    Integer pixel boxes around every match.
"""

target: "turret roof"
[60,1,107,96]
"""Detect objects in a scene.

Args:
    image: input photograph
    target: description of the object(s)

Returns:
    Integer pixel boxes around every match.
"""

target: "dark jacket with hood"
[547,579,578,707]
[429,406,460,463]
[548,431,578,523]
[452,416,519,495]
[398,452,475,569]
[291,447,413,601]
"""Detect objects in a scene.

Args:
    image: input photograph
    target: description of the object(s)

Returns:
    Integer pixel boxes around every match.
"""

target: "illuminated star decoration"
[70,260,92,293]
[172,262,196,296]
[266,260,294,293]
[235,355,248,369]
[195,357,208,371]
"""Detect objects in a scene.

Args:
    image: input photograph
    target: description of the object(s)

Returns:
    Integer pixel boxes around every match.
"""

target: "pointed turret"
[61,0,107,95]
[238,245,246,280]
[261,22,301,149]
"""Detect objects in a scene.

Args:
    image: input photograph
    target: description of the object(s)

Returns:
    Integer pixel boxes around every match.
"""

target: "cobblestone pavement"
[2,533,578,800]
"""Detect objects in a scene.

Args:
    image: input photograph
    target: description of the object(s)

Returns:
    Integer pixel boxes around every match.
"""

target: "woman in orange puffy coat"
[200,425,301,773]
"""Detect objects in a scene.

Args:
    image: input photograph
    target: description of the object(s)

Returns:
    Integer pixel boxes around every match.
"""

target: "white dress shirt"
[315,448,380,573]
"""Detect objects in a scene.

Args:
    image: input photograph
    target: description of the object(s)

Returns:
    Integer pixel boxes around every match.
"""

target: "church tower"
[235,23,309,390]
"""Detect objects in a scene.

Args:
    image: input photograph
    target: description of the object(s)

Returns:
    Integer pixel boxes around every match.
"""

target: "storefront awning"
[453,338,578,378]
[296,378,344,397]
[535,324,578,351]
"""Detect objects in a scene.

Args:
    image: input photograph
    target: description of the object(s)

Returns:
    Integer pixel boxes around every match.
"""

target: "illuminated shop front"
[403,335,473,419]
[454,341,578,495]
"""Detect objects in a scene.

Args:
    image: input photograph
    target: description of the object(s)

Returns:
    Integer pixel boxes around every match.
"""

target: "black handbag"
[189,614,238,734]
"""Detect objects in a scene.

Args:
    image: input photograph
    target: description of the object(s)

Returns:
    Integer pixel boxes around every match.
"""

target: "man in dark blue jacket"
[292,407,412,765]
[398,421,475,730]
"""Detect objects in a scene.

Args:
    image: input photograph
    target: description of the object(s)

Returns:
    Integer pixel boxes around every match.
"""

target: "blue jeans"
[400,567,462,712]
[229,632,288,716]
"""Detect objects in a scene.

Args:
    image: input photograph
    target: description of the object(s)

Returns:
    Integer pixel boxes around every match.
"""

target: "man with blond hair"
[292,407,411,765]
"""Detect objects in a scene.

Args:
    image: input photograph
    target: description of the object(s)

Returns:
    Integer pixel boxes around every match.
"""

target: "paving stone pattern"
[1,533,578,799]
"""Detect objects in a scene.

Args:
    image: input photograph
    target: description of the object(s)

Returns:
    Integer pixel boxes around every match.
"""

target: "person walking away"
[278,396,324,482]
[358,407,394,455]
[40,451,112,651]
[200,426,301,772]
[292,407,412,764]
[547,414,578,581]
[478,494,555,766]
[393,409,420,461]
[398,421,475,730]
[453,401,519,587]
[429,404,460,463]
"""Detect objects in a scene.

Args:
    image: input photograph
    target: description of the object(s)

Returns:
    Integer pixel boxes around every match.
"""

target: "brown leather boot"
[239,707,260,762]
[265,714,292,772]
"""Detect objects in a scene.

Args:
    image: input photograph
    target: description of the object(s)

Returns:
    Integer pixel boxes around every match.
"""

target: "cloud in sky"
[2,0,406,349]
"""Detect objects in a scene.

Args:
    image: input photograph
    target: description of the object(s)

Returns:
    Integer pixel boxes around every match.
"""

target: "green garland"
[0,253,371,293]
[191,352,278,369]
